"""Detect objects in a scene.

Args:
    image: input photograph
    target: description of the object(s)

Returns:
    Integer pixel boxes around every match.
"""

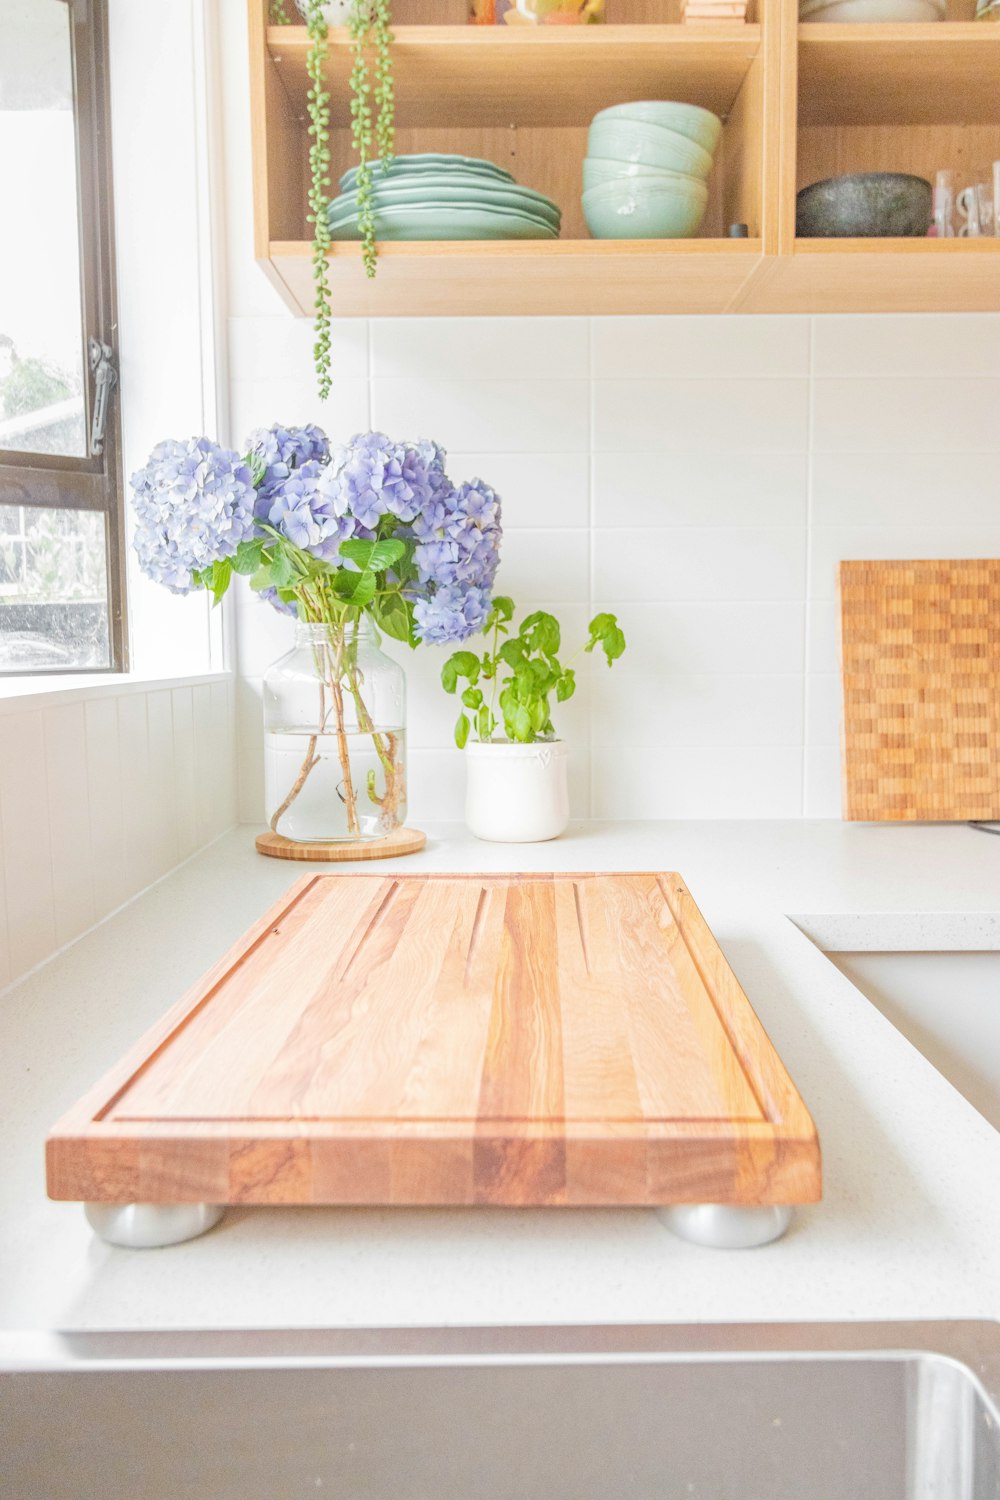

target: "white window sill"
[0,669,233,713]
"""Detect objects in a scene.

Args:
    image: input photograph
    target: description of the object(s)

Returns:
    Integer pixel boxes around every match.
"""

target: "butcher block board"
[839,559,1000,822]
[47,872,821,1209]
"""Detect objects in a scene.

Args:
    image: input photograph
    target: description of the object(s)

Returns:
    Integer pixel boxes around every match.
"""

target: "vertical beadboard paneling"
[84,695,128,922]
[0,675,238,993]
[171,685,199,862]
[42,702,96,948]
[0,710,57,980]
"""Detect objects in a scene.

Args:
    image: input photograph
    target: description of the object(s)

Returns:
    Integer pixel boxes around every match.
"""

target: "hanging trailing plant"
[269,0,294,22]
[303,0,395,396]
[305,1,333,401]
[349,0,395,279]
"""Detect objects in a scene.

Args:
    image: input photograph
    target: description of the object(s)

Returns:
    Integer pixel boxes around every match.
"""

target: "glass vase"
[263,617,406,843]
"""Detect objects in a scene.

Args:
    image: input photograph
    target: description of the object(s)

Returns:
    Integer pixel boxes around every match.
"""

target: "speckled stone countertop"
[3,820,999,1332]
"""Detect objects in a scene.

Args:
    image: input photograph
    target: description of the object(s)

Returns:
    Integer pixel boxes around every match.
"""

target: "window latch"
[88,336,118,456]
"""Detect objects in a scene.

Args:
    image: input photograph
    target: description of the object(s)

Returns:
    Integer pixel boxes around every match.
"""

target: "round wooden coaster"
[255,826,427,863]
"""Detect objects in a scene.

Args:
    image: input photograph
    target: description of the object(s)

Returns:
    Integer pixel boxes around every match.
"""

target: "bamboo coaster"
[255,827,427,862]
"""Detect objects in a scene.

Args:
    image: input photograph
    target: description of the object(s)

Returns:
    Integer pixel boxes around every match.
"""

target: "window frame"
[0,0,127,676]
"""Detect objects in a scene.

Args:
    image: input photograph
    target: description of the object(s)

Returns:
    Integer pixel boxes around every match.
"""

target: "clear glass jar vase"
[263,617,406,843]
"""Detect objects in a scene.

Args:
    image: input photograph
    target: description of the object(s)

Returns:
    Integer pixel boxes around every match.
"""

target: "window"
[0,0,125,674]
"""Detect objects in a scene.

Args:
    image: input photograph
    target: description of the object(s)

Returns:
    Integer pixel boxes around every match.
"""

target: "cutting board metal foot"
[84,1202,226,1248]
[659,1204,793,1249]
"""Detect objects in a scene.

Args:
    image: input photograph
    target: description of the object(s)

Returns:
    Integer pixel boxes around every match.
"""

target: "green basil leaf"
[454,712,471,749]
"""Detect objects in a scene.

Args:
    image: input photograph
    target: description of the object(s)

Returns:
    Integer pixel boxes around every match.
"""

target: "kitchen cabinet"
[249,0,1000,315]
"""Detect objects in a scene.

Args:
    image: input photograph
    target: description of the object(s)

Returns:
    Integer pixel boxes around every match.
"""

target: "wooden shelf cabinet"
[249,0,1000,316]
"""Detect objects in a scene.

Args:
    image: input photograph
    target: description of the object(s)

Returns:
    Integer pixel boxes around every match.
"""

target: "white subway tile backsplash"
[372,378,589,453]
[451,452,589,530]
[803,746,843,819]
[805,673,842,749]
[812,314,1000,379]
[229,316,369,383]
[593,379,809,452]
[595,526,805,602]
[595,602,806,675]
[499,529,590,604]
[371,318,589,382]
[593,316,810,380]
[808,525,1000,599]
[594,451,807,529]
[811,451,1000,527]
[812,377,1000,452]
[594,672,803,750]
[229,377,370,452]
[591,745,803,819]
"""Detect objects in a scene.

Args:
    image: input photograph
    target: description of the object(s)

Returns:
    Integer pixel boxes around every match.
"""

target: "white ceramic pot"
[464,740,569,843]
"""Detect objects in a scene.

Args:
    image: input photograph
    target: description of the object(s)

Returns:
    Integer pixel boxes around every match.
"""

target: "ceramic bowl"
[338,154,515,192]
[327,202,559,240]
[800,0,943,16]
[583,157,707,193]
[590,101,723,156]
[582,179,708,239]
[795,172,933,236]
[587,117,715,178]
[327,178,561,230]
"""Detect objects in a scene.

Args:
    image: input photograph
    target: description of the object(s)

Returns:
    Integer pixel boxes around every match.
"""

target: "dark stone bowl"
[796,173,933,237]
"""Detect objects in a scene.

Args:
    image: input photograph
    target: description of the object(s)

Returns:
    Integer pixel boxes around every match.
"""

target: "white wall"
[0,676,236,989]
[218,5,1000,824]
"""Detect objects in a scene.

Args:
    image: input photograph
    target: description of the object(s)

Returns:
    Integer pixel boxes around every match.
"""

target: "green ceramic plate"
[338,154,515,192]
[327,203,559,241]
[327,178,561,229]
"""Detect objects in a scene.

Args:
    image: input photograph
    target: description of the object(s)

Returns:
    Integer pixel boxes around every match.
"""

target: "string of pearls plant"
[305,0,395,399]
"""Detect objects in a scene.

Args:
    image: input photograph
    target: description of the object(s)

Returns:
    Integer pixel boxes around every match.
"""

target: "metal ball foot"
[658,1204,793,1249]
[84,1202,225,1248]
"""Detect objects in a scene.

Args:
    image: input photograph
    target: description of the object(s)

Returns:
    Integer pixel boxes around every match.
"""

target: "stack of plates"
[326,154,561,241]
[800,0,943,19]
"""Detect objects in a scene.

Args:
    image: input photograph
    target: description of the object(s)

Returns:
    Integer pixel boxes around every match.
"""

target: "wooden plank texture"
[47,872,821,1208]
[839,560,1000,822]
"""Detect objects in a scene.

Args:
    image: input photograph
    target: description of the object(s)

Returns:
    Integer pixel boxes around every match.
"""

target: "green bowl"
[327,177,561,230]
[582,180,708,238]
[590,101,722,155]
[582,157,708,194]
[339,154,515,192]
[587,117,715,178]
[328,203,559,241]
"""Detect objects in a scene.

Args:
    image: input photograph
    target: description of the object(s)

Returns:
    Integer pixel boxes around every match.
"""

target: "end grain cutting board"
[839,559,1000,822]
[47,873,821,1209]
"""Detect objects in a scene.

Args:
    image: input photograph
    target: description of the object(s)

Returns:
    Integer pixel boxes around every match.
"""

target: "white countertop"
[3,820,1000,1333]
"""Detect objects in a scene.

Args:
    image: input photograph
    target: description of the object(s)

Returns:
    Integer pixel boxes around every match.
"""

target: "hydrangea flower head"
[246,423,330,515]
[266,459,358,564]
[413,583,491,645]
[130,436,257,594]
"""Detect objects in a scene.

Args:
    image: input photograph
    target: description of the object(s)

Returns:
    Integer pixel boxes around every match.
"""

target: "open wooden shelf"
[270,237,764,315]
[250,0,1000,316]
[797,23,1000,126]
[267,24,763,126]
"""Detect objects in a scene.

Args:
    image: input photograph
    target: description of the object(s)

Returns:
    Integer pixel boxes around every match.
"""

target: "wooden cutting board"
[839,559,1000,822]
[47,873,821,1209]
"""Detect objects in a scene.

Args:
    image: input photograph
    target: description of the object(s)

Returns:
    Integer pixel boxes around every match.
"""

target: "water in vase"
[265,727,406,842]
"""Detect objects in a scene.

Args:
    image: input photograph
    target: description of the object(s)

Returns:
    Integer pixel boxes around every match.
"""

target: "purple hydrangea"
[412,478,501,596]
[413,584,492,645]
[246,423,330,516]
[130,436,257,594]
[321,432,450,531]
[258,586,298,618]
[265,460,359,563]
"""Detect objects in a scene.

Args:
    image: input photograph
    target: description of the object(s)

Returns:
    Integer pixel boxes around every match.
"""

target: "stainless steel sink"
[3,1322,999,1499]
